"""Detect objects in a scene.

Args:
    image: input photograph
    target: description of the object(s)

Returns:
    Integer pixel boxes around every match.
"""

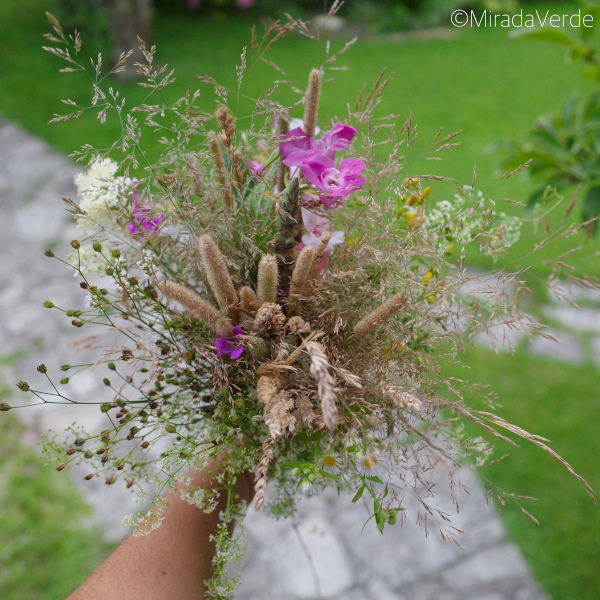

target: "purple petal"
[320,124,357,154]
[232,325,244,336]
[229,346,244,359]
[301,154,335,190]
[338,157,366,177]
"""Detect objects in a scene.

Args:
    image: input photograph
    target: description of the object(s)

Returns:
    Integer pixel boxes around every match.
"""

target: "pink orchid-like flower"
[279,124,357,167]
[301,155,367,208]
[301,208,345,252]
[214,325,244,360]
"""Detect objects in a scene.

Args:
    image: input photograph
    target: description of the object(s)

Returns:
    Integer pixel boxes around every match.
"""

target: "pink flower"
[236,0,254,7]
[279,124,357,167]
[214,325,244,360]
[247,160,266,177]
[302,155,367,208]
[301,208,345,252]
[127,183,164,237]
[127,208,165,237]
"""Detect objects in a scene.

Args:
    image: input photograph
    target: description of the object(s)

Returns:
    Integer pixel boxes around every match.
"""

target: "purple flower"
[127,183,165,237]
[279,124,357,167]
[127,208,165,237]
[301,155,367,208]
[214,325,244,360]
[247,160,266,177]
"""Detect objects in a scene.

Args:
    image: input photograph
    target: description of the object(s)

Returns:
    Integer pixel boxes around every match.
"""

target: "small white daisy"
[319,453,341,475]
[356,451,390,477]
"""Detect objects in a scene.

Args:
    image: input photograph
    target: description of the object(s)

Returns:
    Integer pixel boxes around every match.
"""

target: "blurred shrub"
[501,2,600,226]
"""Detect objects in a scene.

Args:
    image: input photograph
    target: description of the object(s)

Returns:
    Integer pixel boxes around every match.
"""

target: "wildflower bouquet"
[11,12,595,599]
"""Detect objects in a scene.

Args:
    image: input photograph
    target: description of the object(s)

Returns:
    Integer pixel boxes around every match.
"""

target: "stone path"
[2,115,585,599]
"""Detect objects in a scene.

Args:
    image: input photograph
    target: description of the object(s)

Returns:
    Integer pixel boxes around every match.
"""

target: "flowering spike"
[289,245,315,314]
[197,234,239,322]
[310,231,332,277]
[257,254,279,305]
[239,286,260,316]
[215,105,236,148]
[208,131,233,210]
[353,292,408,338]
[156,279,233,336]
[303,68,321,138]
[276,109,290,191]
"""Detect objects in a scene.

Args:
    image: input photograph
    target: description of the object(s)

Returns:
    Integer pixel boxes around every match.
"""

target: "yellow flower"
[421,271,433,283]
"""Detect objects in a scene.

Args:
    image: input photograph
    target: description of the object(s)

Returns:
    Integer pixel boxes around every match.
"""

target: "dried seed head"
[286,315,311,335]
[215,105,236,146]
[254,437,275,511]
[303,68,321,138]
[305,341,338,430]
[84,474,94,480]
[294,392,315,428]
[256,375,281,405]
[289,246,315,314]
[354,292,408,338]
[257,254,279,305]
[254,302,286,335]
[239,286,260,316]
[197,234,239,323]
[264,390,296,439]
[207,131,232,209]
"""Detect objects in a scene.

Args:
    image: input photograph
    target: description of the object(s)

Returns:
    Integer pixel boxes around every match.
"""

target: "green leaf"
[511,27,577,47]
[318,468,341,481]
[581,185,600,232]
[352,483,366,503]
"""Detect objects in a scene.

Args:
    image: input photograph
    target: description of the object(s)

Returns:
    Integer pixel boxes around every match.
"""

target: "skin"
[66,463,254,600]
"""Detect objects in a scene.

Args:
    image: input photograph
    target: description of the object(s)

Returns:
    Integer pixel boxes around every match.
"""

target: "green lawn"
[444,347,600,600]
[0,408,113,600]
[2,1,599,598]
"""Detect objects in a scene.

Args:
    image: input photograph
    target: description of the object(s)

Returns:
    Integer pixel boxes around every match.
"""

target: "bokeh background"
[1,1,599,598]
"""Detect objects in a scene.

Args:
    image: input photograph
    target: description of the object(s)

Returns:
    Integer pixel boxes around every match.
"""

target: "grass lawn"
[1,1,599,598]
[444,347,600,600]
[0,405,114,599]
[2,0,600,280]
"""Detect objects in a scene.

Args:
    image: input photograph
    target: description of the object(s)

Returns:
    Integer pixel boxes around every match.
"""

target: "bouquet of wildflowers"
[10,12,595,599]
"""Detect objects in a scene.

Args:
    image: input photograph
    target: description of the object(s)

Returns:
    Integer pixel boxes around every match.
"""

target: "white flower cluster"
[74,157,135,232]
[67,245,107,277]
[136,249,154,276]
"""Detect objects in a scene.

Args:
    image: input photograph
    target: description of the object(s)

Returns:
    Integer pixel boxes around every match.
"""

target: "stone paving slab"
[0,116,550,598]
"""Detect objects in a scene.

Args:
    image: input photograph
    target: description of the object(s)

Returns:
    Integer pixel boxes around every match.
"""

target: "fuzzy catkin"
[310,231,332,277]
[155,280,233,336]
[239,286,260,315]
[197,234,238,322]
[353,292,408,338]
[305,341,338,430]
[257,254,279,305]
[207,131,232,209]
[276,109,290,192]
[303,69,321,138]
[289,246,315,313]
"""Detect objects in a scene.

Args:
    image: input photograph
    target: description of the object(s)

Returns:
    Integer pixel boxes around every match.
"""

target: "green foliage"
[502,1,600,224]
[0,414,113,599]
